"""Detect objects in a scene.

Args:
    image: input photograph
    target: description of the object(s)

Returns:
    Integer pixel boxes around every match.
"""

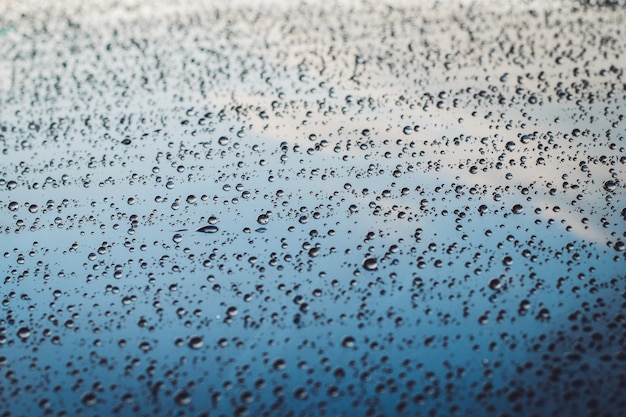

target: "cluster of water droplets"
[0,0,625,416]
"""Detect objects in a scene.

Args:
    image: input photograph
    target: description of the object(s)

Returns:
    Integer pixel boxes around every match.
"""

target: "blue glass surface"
[1,1,625,416]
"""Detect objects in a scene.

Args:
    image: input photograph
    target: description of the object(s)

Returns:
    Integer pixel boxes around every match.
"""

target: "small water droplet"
[81,392,97,407]
[341,336,356,348]
[488,278,501,290]
[604,180,617,192]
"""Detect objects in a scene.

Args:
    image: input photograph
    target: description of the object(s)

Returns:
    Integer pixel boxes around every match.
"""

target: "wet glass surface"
[1,0,625,416]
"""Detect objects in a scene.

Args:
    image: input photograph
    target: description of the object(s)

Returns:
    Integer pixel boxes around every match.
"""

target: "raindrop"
[273,358,286,370]
[341,336,356,348]
[488,278,501,290]
[362,257,378,271]
[80,392,97,407]
[196,225,219,234]
[17,327,31,340]
[603,180,617,192]
[188,336,204,350]
[174,390,192,406]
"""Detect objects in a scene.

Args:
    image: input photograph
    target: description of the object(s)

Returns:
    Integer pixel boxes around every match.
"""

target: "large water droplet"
[362,257,378,271]
[196,225,219,234]
[17,327,31,340]
[604,180,617,192]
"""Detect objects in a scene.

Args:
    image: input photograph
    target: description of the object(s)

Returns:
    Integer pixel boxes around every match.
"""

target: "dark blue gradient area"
[1,1,625,416]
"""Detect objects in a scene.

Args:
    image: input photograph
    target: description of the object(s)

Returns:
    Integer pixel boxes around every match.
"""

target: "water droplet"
[196,225,218,234]
[341,336,356,348]
[139,341,152,352]
[488,278,501,290]
[362,257,378,271]
[273,358,286,370]
[294,387,308,400]
[80,392,97,407]
[17,327,30,340]
[604,180,617,192]
[188,336,203,349]
[174,390,192,406]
